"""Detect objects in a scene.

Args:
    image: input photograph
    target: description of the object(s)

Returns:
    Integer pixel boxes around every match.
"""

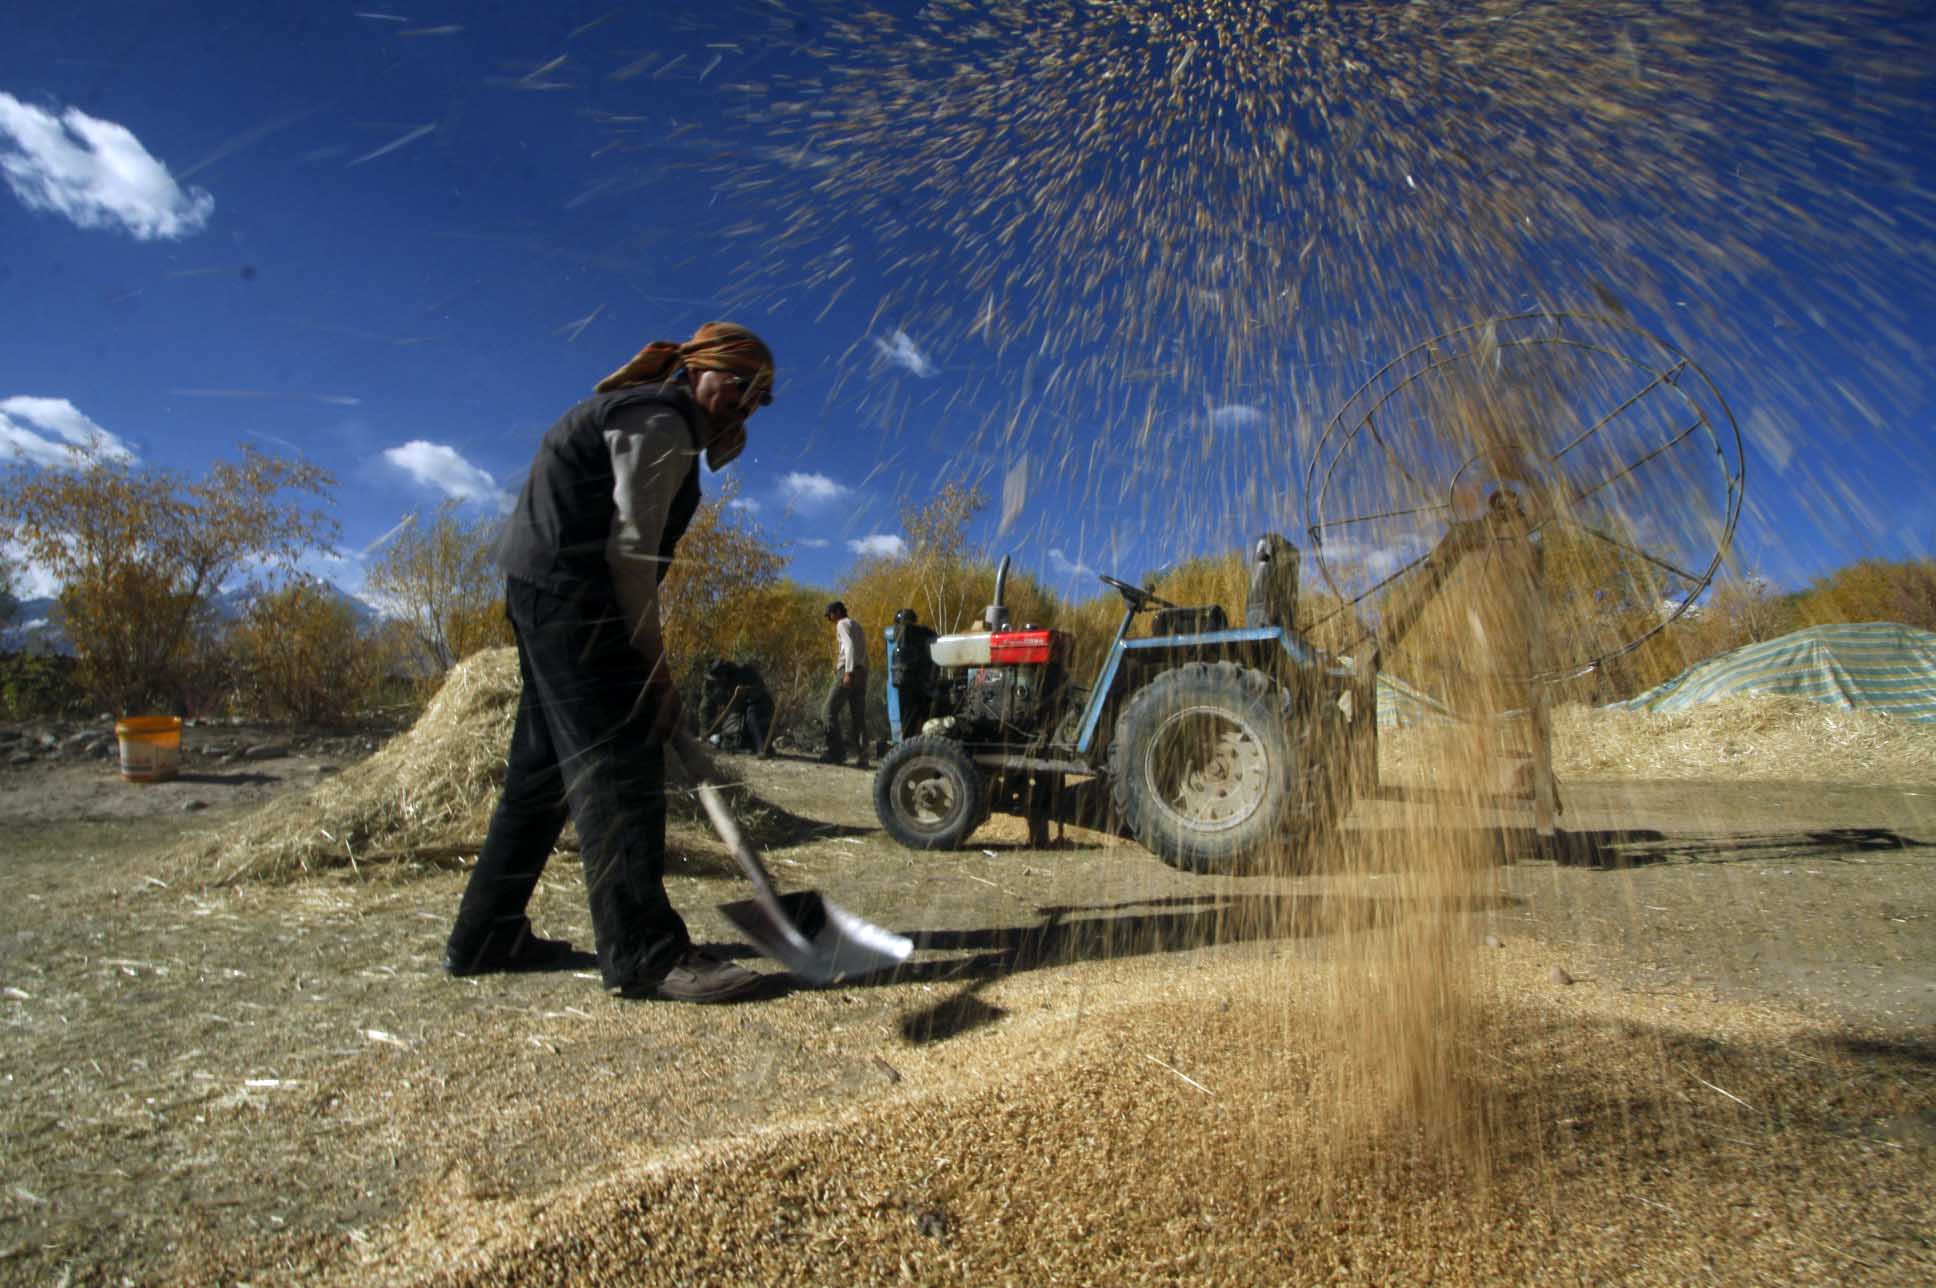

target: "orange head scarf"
[595,321,776,406]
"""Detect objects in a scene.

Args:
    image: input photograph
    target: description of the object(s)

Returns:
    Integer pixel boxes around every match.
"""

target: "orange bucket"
[115,716,183,783]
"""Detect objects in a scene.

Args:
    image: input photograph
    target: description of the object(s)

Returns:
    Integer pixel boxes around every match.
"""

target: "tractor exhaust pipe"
[985,554,1011,631]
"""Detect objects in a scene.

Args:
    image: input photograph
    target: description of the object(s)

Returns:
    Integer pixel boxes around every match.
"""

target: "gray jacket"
[497,383,703,661]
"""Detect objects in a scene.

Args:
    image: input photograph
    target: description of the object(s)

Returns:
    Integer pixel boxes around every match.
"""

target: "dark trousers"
[892,684,930,741]
[823,668,868,761]
[447,578,689,989]
[743,700,773,754]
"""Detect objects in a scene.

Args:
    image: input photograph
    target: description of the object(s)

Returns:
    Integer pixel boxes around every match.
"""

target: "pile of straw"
[1552,691,1936,783]
[1383,691,1936,785]
[175,647,739,885]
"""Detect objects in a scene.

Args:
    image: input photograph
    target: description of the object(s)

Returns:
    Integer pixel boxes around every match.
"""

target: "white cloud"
[379,441,512,512]
[2,538,59,599]
[873,328,937,378]
[0,396,137,466]
[779,471,849,509]
[1362,548,1405,578]
[1210,403,1265,430]
[0,93,214,240]
[797,537,830,549]
[727,496,762,514]
[1048,547,1096,579]
[1316,535,1424,581]
[847,533,907,559]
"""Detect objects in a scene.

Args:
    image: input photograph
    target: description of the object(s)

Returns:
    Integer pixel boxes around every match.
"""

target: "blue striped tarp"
[1615,621,1936,723]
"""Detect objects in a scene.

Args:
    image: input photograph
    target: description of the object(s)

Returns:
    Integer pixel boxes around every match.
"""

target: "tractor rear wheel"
[874,735,986,850]
[1108,661,1318,873]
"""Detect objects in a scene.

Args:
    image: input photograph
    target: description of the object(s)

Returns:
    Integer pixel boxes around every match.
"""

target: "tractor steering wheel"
[1099,574,1176,613]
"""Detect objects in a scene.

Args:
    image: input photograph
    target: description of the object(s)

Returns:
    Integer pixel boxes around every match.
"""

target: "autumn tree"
[839,482,1058,641]
[226,576,382,724]
[659,480,788,675]
[1636,570,1800,685]
[0,443,336,713]
[361,501,513,673]
[708,579,837,734]
[835,482,1044,635]
[1150,550,1246,620]
[1146,543,1371,660]
[1795,557,1936,633]
[890,481,991,631]
[637,488,851,743]
[0,546,19,625]
[361,615,442,711]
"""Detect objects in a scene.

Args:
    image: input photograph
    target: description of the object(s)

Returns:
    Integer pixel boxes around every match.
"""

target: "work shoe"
[442,921,577,977]
[623,949,768,1004]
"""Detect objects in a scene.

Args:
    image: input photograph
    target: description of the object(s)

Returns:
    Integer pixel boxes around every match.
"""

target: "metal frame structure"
[1300,313,1745,837]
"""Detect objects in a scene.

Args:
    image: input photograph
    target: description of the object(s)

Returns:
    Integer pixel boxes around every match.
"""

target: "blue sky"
[2,2,1933,615]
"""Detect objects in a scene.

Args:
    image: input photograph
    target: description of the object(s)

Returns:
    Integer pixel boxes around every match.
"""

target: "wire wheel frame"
[1301,312,1745,686]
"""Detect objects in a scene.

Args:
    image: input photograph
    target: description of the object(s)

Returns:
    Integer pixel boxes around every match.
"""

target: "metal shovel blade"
[673,733,911,985]
[718,890,911,985]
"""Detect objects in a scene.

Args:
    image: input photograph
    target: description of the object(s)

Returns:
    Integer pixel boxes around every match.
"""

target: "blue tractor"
[872,535,1378,873]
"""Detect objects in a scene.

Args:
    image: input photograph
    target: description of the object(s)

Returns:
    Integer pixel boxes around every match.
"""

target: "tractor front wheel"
[1108,661,1302,874]
[874,735,987,851]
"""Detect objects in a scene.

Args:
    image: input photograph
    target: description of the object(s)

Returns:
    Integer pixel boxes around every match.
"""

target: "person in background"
[888,607,938,739]
[699,658,774,757]
[821,600,870,768]
[442,322,776,1005]
[1244,531,1301,629]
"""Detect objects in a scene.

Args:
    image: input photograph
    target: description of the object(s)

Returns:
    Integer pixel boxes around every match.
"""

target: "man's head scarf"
[595,322,773,470]
[595,322,776,405]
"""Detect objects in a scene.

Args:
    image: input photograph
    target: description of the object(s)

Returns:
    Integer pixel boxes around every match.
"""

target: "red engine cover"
[988,629,1060,665]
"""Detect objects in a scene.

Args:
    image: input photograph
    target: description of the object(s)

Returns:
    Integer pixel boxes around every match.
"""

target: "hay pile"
[1383,691,1936,786]
[175,647,743,885]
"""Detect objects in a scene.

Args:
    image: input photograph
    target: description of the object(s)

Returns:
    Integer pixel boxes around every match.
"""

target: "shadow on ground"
[1335,823,1929,870]
[886,890,1517,1042]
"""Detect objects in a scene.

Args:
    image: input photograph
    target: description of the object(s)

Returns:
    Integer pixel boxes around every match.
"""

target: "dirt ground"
[1,748,1932,1285]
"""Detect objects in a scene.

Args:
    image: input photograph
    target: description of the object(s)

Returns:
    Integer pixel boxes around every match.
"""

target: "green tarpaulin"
[1616,622,1936,723]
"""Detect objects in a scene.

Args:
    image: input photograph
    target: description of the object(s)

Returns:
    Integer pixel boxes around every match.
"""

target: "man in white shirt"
[822,600,870,768]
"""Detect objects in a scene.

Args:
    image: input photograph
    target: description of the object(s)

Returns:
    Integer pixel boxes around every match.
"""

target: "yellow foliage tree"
[831,481,1055,638]
[0,546,19,626]
[361,501,513,674]
[0,443,335,713]
[659,481,787,679]
[1149,550,1247,621]
[1795,557,1936,632]
[226,576,384,724]
[711,579,837,733]
[1613,571,1803,703]
[1146,542,1369,659]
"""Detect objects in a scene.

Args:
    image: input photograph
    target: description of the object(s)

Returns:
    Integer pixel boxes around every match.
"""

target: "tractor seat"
[1149,605,1228,637]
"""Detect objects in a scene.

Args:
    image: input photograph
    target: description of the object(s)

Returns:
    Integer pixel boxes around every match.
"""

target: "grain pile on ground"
[1381,691,1936,786]
[314,948,1933,1287]
[172,647,770,885]
[9,760,1932,1284]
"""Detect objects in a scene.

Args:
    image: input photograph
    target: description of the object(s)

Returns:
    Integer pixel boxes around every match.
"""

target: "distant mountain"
[204,583,382,629]
[0,582,383,656]
[0,597,67,655]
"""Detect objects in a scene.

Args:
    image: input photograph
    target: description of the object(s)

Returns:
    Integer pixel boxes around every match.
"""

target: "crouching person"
[701,658,776,758]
